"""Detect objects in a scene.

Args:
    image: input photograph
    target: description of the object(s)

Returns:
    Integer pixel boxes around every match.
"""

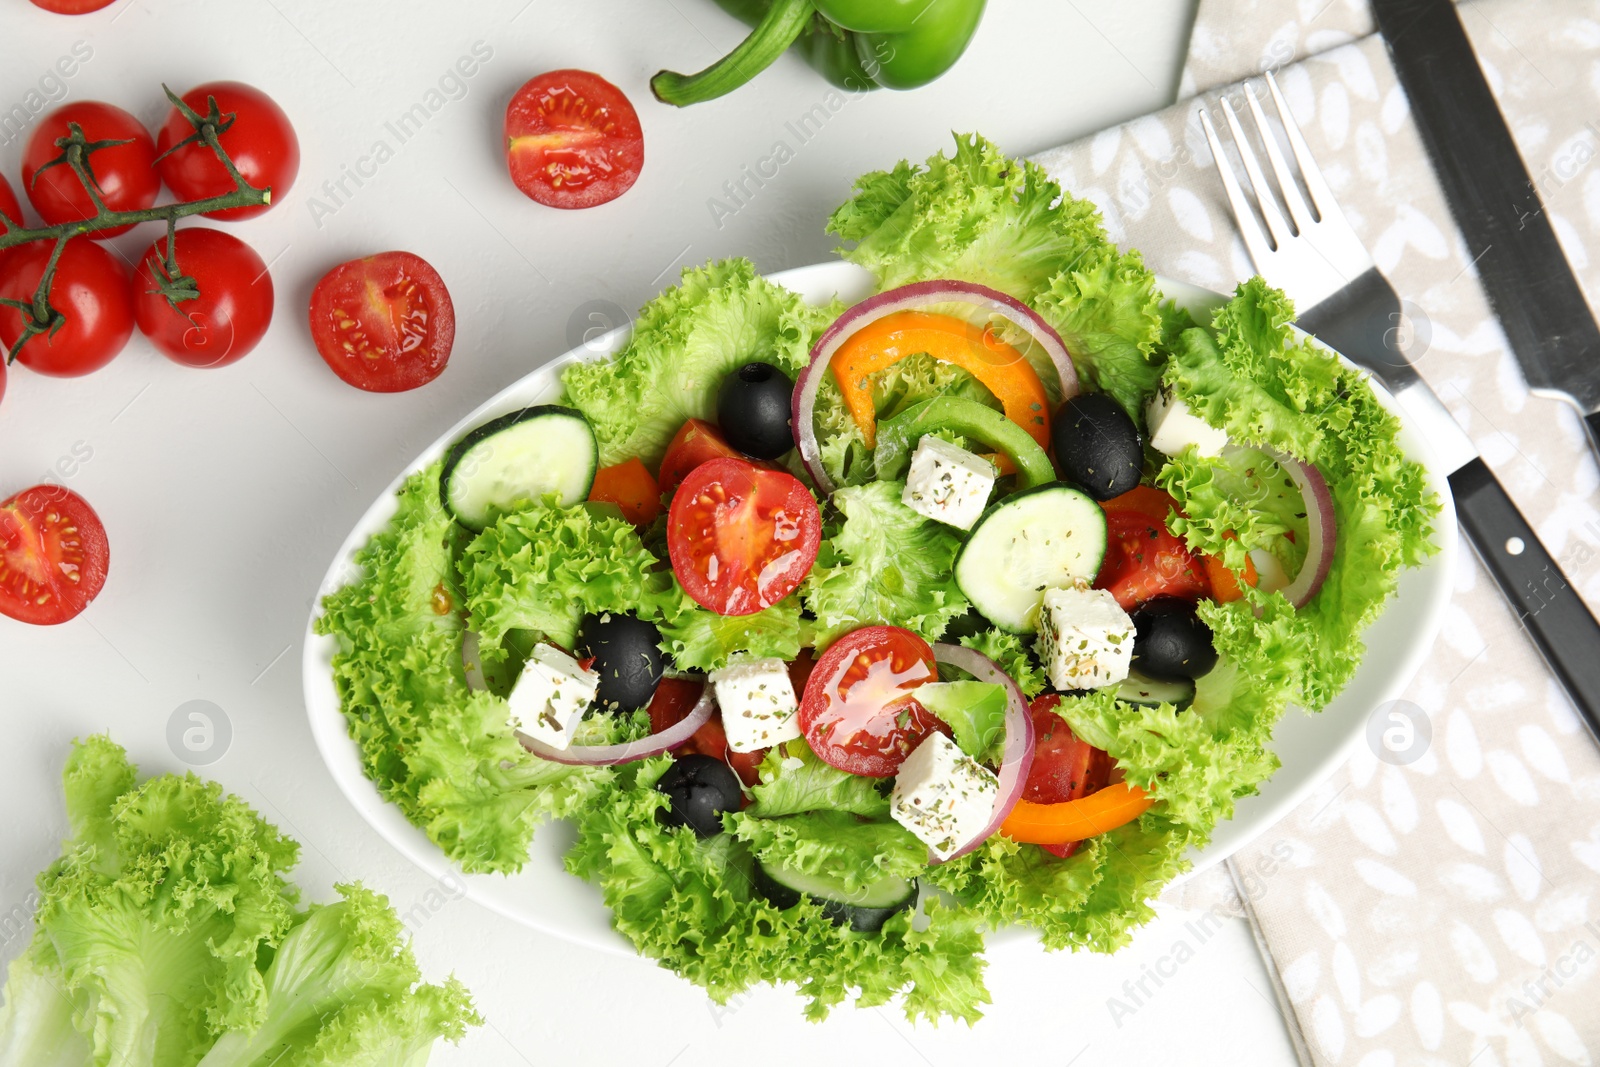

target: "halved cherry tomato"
[1095,486,1210,610]
[23,102,159,237]
[588,457,661,525]
[666,458,820,617]
[0,485,109,625]
[657,418,747,493]
[28,0,118,13]
[133,228,274,368]
[156,82,298,221]
[1000,782,1154,846]
[308,251,455,392]
[0,174,22,231]
[786,647,817,699]
[829,311,1051,451]
[647,676,705,734]
[504,70,644,210]
[0,237,134,377]
[799,626,945,777]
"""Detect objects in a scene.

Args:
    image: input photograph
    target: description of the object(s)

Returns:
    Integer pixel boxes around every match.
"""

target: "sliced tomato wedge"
[666,458,820,617]
[650,679,766,787]
[0,485,109,625]
[799,626,945,777]
[657,418,747,493]
[504,70,643,210]
[1095,486,1210,610]
[308,251,455,392]
[1022,693,1114,857]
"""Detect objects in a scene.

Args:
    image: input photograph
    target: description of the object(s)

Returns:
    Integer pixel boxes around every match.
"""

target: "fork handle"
[1449,458,1600,741]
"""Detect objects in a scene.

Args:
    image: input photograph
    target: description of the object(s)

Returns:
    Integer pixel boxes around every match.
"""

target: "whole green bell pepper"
[652,0,986,106]
[873,397,1056,490]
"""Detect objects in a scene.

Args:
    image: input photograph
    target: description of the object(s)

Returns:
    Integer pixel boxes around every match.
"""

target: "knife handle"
[1449,457,1600,739]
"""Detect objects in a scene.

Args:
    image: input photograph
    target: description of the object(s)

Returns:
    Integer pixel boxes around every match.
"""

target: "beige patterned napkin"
[1031,1,1600,1062]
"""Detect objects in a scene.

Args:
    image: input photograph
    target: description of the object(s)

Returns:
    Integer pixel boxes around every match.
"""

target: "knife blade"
[1371,0,1600,454]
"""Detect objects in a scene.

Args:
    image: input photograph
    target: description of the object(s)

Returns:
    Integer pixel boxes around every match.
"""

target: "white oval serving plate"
[303,260,1457,959]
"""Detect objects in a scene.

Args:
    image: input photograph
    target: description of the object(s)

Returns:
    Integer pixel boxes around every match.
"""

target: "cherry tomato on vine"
[798,626,945,778]
[504,70,644,209]
[27,0,118,12]
[23,102,158,238]
[0,484,109,626]
[308,251,455,392]
[0,174,23,232]
[665,458,820,616]
[155,82,298,221]
[0,238,134,377]
[133,228,273,368]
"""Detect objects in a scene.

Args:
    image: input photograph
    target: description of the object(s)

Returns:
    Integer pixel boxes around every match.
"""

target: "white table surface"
[0,1,1300,1062]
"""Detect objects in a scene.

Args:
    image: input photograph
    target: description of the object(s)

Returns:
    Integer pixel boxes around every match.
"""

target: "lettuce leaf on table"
[562,258,833,470]
[0,737,477,1067]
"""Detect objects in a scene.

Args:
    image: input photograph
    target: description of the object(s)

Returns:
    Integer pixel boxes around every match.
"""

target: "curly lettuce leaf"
[1033,248,1167,420]
[729,810,926,893]
[744,741,890,820]
[956,628,1048,699]
[801,480,967,649]
[656,592,804,672]
[1161,277,1439,707]
[562,259,832,468]
[460,499,672,652]
[565,759,989,1022]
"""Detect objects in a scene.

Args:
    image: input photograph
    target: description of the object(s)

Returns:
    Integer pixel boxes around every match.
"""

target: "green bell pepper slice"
[874,397,1056,489]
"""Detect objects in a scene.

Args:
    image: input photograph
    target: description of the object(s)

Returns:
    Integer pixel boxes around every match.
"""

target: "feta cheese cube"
[507,644,600,750]
[1035,582,1135,690]
[710,655,800,752]
[890,733,999,861]
[1146,389,1229,458]
[901,435,995,530]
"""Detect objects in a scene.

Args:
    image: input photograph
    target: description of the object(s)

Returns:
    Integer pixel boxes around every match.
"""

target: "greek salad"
[315,135,1439,1021]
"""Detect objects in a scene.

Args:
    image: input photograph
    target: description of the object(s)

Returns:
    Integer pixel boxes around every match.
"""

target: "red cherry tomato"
[504,70,643,209]
[22,102,158,238]
[28,0,118,12]
[0,238,134,376]
[0,173,23,232]
[1023,693,1114,858]
[666,458,820,617]
[155,82,298,221]
[0,485,109,625]
[799,626,946,777]
[308,251,455,392]
[657,419,750,493]
[1095,486,1211,611]
[133,228,274,368]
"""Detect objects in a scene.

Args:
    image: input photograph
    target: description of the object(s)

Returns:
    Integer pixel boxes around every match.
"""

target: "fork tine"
[1220,96,1294,250]
[1243,83,1314,235]
[1263,70,1354,230]
[1199,107,1276,268]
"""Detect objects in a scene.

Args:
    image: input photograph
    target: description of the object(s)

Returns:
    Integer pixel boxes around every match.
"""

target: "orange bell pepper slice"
[1000,782,1155,846]
[829,311,1051,452]
[588,457,661,526]
[1203,534,1259,603]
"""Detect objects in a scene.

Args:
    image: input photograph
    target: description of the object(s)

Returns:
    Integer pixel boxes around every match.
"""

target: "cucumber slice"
[1116,668,1196,710]
[441,406,597,531]
[752,858,917,933]
[953,482,1107,634]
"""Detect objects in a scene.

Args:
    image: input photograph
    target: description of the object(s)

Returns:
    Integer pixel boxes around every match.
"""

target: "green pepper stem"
[652,0,817,106]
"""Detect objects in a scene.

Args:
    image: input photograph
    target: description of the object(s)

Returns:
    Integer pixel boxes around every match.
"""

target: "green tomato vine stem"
[0,84,273,364]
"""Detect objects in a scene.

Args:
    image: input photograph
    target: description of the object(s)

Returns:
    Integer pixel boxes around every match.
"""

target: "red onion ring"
[794,280,1080,495]
[928,642,1036,864]
[517,685,714,767]
[1262,447,1336,609]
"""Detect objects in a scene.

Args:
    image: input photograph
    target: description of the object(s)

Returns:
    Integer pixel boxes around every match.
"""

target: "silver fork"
[1201,64,1600,1056]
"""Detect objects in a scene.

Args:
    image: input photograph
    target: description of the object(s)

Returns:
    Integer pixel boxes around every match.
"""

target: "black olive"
[1052,393,1143,501]
[655,755,742,837]
[1130,596,1218,682]
[576,612,664,713]
[716,362,795,460]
